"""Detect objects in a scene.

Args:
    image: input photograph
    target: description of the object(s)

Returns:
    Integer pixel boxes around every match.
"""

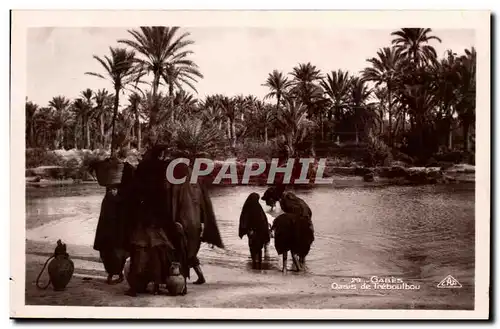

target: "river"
[25,182,475,309]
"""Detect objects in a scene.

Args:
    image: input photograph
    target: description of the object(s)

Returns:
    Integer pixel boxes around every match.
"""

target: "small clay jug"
[165,262,186,296]
[36,239,75,291]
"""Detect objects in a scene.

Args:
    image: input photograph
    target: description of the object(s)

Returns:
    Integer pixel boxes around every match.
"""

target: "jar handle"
[35,255,54,290]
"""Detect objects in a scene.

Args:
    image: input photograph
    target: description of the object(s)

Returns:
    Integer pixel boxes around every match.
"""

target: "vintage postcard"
[10,10,490,319]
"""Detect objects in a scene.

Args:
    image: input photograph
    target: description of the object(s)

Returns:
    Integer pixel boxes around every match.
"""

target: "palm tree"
[140,91,174,145]
[362,47,404,146]
[432,50,460,149]
[118,27,203,97]
[455,47,476,152]
[320,70,353,142]
[80,88,93,149]
[171,118,223,162]
[400,83,437,160]
[289,63,323,118]
[290,63,322,87]
[25,100,39,148]
[252,100,274,145]
[48,96,71,149]
[391,28,442,67]
[275,98,316,157]
[171,89,198,122]
[71,98,87,149]
[33,107,53,148]
[199,96,226,131]
[162,62,203,97]
[124,92,143,150]
[263,70,292,113]
[86,47,139,156]
[321,70,353,120]
[92,88,114,149]
[372,87,389,136]
[349,77,373,144]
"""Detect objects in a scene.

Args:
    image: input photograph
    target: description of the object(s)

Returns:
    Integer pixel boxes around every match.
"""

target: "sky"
[26,27,475,107]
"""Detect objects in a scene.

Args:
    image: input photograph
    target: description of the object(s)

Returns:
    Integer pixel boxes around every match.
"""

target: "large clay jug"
[36,240,74,291]
[165,262,186,296]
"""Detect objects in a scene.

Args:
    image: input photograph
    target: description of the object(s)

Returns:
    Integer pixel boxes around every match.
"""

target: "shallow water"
[25,182,475,309]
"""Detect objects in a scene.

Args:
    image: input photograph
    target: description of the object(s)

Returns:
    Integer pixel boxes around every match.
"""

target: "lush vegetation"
[26,27,476,169]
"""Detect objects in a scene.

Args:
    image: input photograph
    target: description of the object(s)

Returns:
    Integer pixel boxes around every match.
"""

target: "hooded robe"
[272,191,314,258]
[93,162,135,276]
[165,161,224,278]
[239,193,271,256]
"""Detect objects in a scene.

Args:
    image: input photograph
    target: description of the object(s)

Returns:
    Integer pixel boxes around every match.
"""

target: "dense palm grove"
[26,27,476,168]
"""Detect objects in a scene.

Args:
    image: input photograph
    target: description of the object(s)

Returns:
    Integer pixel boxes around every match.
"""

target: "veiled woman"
[124,148,177,296]
[125,146,224,294]
[165,159,224,284]
[93,162,135,285]
[238,193,271,270]
[265,186,314,272]
[279,191,314,267]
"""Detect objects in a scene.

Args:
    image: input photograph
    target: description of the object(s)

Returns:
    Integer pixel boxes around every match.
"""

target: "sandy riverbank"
[26,250,465,310]
[24,236,472,310]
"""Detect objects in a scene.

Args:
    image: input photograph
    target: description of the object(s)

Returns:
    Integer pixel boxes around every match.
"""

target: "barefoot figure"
[239,193,271,270]
[93,186,129,285]
[264,185,314,273]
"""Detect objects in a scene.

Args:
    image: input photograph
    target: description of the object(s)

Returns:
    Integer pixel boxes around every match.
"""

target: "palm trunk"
[388,86,393,147]
[231,118,236,148]
[320,115,324,141]
[86,119,91,150]
[81,117,85,149]
[29,123,35,147]
[111,87,120,157]
[135,112,141,151]
[74,127,78,149]
[54,130,58,149]
[100,113,105,149]
[60,128,64,149]
[152,73,160,97]
[169,83,174,98]
[264,126,268,145]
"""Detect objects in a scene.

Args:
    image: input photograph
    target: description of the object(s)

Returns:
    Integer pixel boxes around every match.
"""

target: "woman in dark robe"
[278,191,314,268]
[126,206,174,296]
[266,188,314,273]
[124,148,176,296]
[93,186,128,284]
[239,193,271,270]
[93,162,135,285]
[125,146,224,294]
[166,161,224,284]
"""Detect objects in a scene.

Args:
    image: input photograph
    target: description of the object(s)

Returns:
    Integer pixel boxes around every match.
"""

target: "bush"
[363,133,393,167]
[434,150,475,165]
[391,149,415,165]
[234,140,280,162]
[326,156,359,167]
[25,148,65,168]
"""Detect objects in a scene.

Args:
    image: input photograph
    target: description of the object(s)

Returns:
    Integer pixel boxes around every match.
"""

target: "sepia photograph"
[10,10,490,320]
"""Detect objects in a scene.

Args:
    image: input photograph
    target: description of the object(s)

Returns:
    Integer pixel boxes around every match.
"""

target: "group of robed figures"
[93,144,316,296]
[93,146,224,296]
